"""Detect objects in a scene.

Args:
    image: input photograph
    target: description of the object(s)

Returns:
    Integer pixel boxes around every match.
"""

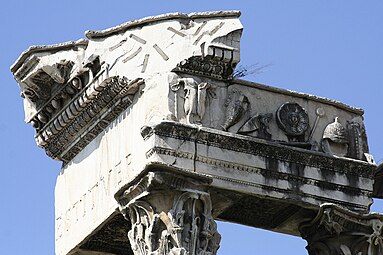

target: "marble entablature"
[11,11,381,255]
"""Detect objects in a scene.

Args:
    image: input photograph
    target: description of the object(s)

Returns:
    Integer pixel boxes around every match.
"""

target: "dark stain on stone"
[288,162,305,196]
[265,157,280,184]
[319,167,336,184]
[266,157,279,172]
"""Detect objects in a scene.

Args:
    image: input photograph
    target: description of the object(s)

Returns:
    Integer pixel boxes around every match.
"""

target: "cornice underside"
[40,76,141,162]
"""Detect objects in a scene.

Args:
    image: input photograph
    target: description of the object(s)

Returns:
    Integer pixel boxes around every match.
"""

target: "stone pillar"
[115,171,221,255]
[300,204,383,255]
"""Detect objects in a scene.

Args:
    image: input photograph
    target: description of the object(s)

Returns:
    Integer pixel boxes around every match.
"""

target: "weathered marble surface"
[11,11,380,255]
[374,164,383,198]
[300,203,383,255]
[11,11,242,163]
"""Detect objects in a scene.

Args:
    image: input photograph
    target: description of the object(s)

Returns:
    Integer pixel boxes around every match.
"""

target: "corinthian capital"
[115,171,221,255]
[300,203,383,255]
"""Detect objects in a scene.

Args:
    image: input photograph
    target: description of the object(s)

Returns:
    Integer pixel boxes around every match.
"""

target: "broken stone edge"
[85,10,242,39]
[234,79,364,115]
[10,39,88,74]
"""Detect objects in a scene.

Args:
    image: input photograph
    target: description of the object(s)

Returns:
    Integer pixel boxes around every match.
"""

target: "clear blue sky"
[1,1,382,254]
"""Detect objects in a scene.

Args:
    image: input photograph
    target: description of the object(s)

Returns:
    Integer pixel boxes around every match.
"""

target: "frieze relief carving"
[300,204,383,255]
[319,116,373,162]
[220,88,274,141]
[347,118,372,162]
[276,102,309,142]
[216,91,371,161]
[321,117,349,157]
[169,73,217,125]
[222,89,249,131]
[12,11,372,163]
[238,113,273,140]
[116,172,221,255]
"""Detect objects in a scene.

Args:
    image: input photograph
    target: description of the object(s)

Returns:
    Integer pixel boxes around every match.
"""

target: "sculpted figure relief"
[169,73,215,125]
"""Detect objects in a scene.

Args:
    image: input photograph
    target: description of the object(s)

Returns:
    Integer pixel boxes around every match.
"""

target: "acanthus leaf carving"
[300,204,383,255]
[116,171,220,255]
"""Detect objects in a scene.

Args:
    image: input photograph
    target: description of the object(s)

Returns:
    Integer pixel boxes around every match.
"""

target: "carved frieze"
[347,118,371,162]
[276,102,309,142]
[221,89,249,131]
[11,11,380,255]
[169,73,217,125]
[321,117,349,157]
[238,113,273,140]
[300,204,383,255]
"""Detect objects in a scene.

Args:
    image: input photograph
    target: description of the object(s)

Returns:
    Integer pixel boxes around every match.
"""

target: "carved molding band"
[40,75,143,162]
[115,171,220,255]
[300,204,383,255]
[140,122,375,179]
[173,56,236,81]
[145,147,371,211]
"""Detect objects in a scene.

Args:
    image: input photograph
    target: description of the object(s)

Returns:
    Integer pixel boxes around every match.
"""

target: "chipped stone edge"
[142,121,376,170]
[233,79,365,115]
[10,39,89,74]
[85,10,241,39]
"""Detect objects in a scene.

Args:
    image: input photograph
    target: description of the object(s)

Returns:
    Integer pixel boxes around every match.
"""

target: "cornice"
[232,79,364,115]
[11,39,88,74]
[39,74,143,162]
[141,122,376,179]
[145,146,372,210]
